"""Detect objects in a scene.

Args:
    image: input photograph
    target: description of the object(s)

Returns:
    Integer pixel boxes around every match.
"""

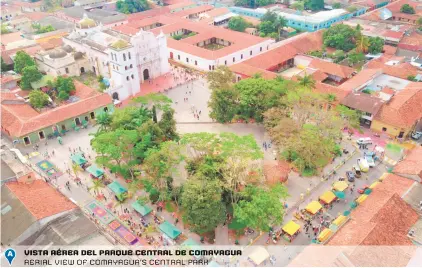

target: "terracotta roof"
[310,69,328,82]
[0,32,25,45]
[314,82,350,102]
[383,45,397,55]
[3,44,43,58]
[5,180,77,220]
[327,173,417,246]
[373,84,422,128]
[112,24,140,35]
[229,63,277,79]
[240,16,261,26]
[1,83,112,137]
[380,86,395,95]
[38,38,63,50]
[383,30,404,40]
[309,58,355,79]
[341,92,384,114]
[338,68,382,91]
[0,74,20,84]
[22,12,49,21]
[173,5,214,18]
[394,147,422,176]
[13,1,43,7]
[398,31,422,52]
[127,7,171,21]
[366,59,421,79]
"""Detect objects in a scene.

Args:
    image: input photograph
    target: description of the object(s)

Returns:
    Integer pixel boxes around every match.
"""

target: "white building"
[63,14,170,101]
[35,45,90,77]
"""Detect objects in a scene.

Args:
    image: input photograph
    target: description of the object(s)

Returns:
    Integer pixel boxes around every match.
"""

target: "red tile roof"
[173,5,214,18]
[374,84,422,128]
[229,63,277,79]
[314,82,350,102]
[112,24,140,35]
[398,31,422,52]
[39,38,63,50]
[341,92,384,114]
[394,147,422,176]
[128,7,171,21]
[366,59,421,79]
[328,173,417,246]
[338,68,382,91]
[383,30,404,40]
[6,180,77,220]
[383,45,397,55]
[1,32,25,45]
[310,69,328,82]
[309,58,355,79]
[1,82,112,137]
[22,12,49,21]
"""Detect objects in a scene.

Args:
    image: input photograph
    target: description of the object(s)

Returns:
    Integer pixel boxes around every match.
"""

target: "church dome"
[62,45,73,52]
[74,51,84,60]
[110,39,130,50]
[77,14,97,29]
[49,48,67,59]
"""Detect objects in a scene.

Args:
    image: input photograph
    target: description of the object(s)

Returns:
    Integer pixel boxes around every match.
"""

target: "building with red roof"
[1,81,113,146]
[371,84,422,137]
[393,147,422,183]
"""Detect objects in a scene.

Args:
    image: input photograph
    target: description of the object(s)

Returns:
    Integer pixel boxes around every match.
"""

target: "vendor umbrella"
[350,201,357,210]
[343,210,351,216]
[334,191,345,199]
[364,188,372,195]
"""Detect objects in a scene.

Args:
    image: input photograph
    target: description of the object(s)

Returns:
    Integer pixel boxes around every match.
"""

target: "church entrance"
[143,69,150,80]
[80,67,85,73]
[112,92,119,100]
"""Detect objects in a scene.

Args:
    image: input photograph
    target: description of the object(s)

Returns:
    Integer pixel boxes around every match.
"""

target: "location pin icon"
[5,248,16,265]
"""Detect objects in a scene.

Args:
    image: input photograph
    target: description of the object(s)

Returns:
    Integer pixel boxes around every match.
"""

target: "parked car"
[358,185,370,194]
[357,158,369,172]
[411,131,422,140]
[356,137,373,146]
[352,165,362,178]
[346,171,355,182]
[364,153,375,167]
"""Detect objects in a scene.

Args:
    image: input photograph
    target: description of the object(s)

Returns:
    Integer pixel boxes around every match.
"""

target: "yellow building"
[371,84,422,138]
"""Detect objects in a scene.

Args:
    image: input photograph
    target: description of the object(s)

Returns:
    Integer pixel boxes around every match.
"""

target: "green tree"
[291,1,304,10]
[158,108,179,141]
[1,57,11,72]
[235,0,248,6]
[347,50,365,65]
[207,66,235,90]
[368,37,384,54]
[400,4,415,14]
[355,34,370,53]
[181,178,226,234]
[323,24,357,52]
[56,76,75,95]
[261,10,278,23]
[298,74,316,88]
[116,0,150,14]
[304,0,324,11]
[152,105,158,123]
[234,184,288,231]
[208,87,238,123]
[32,23,55,34]
[58,91,69,101]
[332,2,341,8]
[256,0,275,6]
[1,24,10,34]
[335,105,361,129]
[95,112,112,133]
[20,66,42,90]
[259,21,275,35]
[228,16,249,32]
[417,17,422,25]
[347,5,358,12]
[14,51,36,74]
[29,89,50,108]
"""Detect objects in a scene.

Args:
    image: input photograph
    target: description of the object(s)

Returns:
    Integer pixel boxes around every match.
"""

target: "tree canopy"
[323,24,357,52]
[228,16,249,32]
[32,23,55,34]
[29,89,49,109]
[20,66,42,90]
[368,37,385,54]
[116,0,149,14]
[14,51,36,74]
[400,4,415,14]
[304,0,324,11]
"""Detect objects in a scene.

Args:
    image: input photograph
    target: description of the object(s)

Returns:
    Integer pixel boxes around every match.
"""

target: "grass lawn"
[203,43,225,51]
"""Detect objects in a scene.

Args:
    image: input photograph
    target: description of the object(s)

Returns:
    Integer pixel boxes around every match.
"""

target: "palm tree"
[274,16,288,39]
[89,179,105,195]
[71,163,81,177]
[95,112,111,133]
[356,34,370,53]
[298,74,316,88]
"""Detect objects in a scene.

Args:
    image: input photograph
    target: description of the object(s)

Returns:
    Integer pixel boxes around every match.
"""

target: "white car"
[411,131,422,140]
[364,154,375,167]
[357,137,373,145]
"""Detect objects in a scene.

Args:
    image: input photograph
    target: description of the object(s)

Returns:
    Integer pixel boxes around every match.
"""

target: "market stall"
[332,181,349,192]
[87,164,104,179]
[131,201,152,216]
[319,191,336,205]
[182,238,202,259]
[332,215,347,227]
[248,247,270,266]
[305,201,323,215]
[356,194,368,204]
[71,153,88,169]
[159,221,182,245]
[108,181,128,201]
[317,228,332,243]
[280,221,301,242]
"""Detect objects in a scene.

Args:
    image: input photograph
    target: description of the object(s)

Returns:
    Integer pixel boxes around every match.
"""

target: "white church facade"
[63,14,170,101]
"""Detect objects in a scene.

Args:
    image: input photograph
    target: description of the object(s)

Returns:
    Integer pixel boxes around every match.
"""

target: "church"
[63,14,170,101]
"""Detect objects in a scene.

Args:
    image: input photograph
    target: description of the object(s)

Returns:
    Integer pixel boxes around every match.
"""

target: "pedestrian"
[199,110,201,115]
[189,91,191,95]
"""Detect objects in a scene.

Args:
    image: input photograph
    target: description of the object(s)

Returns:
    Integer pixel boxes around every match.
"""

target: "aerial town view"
[0,0,421,266]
